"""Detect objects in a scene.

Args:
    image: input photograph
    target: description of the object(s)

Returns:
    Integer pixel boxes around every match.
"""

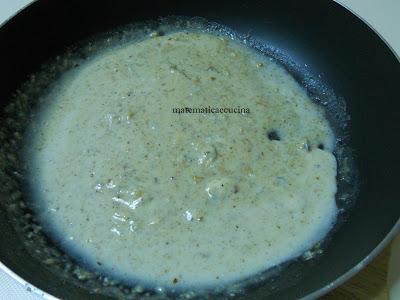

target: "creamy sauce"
[26,32,337,289]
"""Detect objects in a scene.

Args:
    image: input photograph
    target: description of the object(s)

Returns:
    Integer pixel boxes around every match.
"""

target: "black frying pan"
[0,0,399,299]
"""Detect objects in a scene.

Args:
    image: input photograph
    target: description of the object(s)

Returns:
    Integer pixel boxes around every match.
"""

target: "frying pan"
[0,0,399,299]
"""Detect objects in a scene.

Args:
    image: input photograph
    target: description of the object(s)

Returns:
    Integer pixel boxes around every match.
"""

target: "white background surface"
[0,0,399,299]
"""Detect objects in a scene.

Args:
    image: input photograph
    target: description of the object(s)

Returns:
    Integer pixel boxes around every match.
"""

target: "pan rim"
[0,0,399,299]
[304,2,400,298]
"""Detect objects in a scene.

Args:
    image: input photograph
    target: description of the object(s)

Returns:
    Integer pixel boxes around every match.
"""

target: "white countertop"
[0,0,399,299]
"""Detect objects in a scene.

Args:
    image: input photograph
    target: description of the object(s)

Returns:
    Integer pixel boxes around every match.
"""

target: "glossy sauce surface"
[26,32,337,289]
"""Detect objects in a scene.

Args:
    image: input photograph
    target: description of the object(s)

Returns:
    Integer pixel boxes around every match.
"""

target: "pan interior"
[0,16,357,299]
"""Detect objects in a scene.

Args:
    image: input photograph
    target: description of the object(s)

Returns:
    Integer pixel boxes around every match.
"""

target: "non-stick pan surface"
[0,0,399,299]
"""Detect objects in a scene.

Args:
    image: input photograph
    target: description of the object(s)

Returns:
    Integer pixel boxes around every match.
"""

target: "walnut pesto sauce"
[25,32,337,289]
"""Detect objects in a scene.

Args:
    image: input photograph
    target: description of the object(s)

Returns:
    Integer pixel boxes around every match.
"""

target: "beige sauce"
[27,32,337,289]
